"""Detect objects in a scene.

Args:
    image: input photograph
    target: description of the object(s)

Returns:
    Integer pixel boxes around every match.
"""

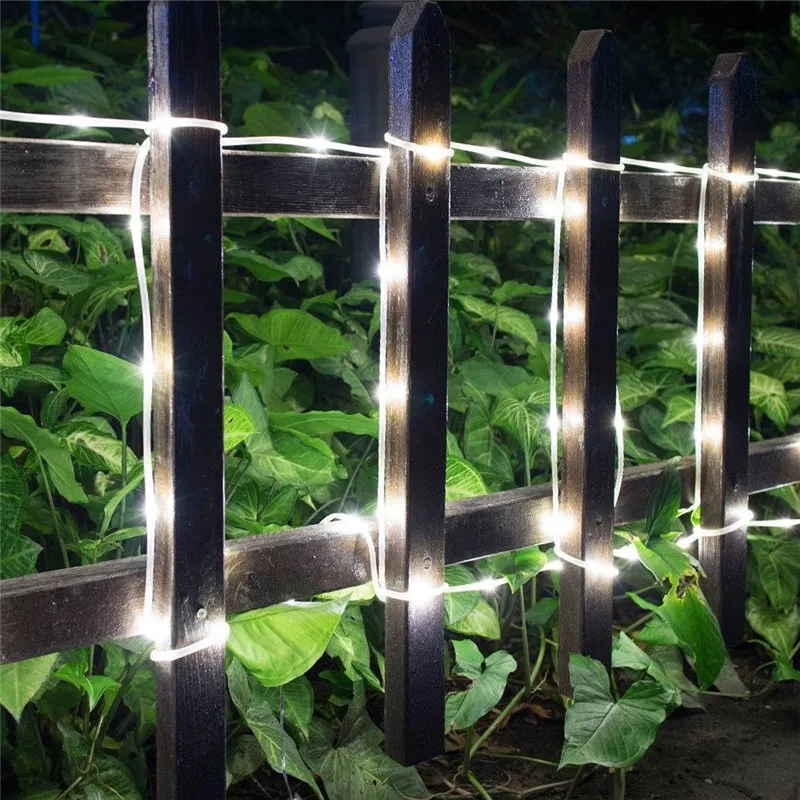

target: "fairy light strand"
[3,109,799,604]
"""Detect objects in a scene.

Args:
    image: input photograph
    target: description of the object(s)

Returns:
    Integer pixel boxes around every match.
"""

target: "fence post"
[148,2,226,797]
[699,54,756,645]
[383,0,451,765]
[557,30,621,692]
[347,1,404,281]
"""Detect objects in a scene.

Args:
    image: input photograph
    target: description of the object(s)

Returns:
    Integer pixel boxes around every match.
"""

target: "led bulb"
[546,411,560,431]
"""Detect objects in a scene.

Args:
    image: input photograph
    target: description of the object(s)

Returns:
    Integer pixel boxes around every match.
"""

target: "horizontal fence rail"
[2,137,800,224]
[2,434,798,665]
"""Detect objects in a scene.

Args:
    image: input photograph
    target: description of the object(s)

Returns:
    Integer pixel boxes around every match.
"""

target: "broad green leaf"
[458,356,534,399]
[226,734,265,787]
[326,606,381,690]
[270,410,378,438]
[750,371,789,427]
[54,663,119,712]
[17,308,67,346]
[229,310,350,362]
[662,393,695,427]
[455,295,538,346]
[58,419,135,474]
[1,531,42,579]
[618,254,672,295]
[463,402,515,487]
[226,249,323,283]
[0,407,87,503]
[491,395,540,456]
[446,597,500,640]
[226,660,322,798]
[450,252,501,284]
[484,547,549,593]
[224,403,255,452]
[0,453,27,540]
[2,66,97,86]
[751,538,800,614]
[445,645,516,732]
[248,427,339,487]
[526,597,559,630]
[491,281,550,304]
[612,633,681,704]
[2,251,91,294]
[63,346,142,427]
[228,600,346,686]
[445,456,488,501]
[652,337,696,374]
[0,654,59,722]
[746,596,799,660]
[753,327,800,358]
[560,654,671,769]
[659,579,726,689]
[631,536,696,582]
[645,461,681,539]
[618,297,690,329]
[261,677,315,741]
[300,683,427,800]
[0,364,64,396]
[635,619,682,647]
[294,217,339,243]
[443,565,480,625]
[639,404,693,456]
[617,372,661,411]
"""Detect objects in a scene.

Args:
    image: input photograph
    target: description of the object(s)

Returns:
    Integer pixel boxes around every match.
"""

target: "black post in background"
[347,1,403,281]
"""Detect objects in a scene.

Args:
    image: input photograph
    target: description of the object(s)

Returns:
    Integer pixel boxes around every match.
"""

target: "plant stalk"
[467,771,493,800]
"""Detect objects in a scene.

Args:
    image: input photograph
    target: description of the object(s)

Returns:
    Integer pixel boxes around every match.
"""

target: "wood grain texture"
[147,3,226,797]
[382,0,450,766]
[2,138,798,223]
[698,54,757,646]
[2,435,797,665]
[558,30,621,693]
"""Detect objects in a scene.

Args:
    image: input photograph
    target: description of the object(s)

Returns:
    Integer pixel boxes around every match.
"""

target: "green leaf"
[618,254,672,295]
[326,606,381,690]
[746,596,799,661]
[445,456,488,501]
[645,461,681,538]
[491,395,541,457]
[446,597,500,640]
[617,372,661,411]
[0,530,42,579]
[560,654,671,769]
[2,66,97,86]
[450,252,501,284]
[270,410,378,438]
[750,371,789,427]
[229,310,350,362]
[261,677,315,741]
[0,654,59,722]
[639,404,693,456]
[658,579,726,689]
[612,633,682,705]
[251,428,339,487]
[458,356,534,399]
[54,663,119,712]
[227,600,346,686]
[751,538,800,614]
[226,734,265,787]
[226,660,322,798]
[224,403,255,452]
[294,218,340,243]
[445,644,516,732]
[618,297,690,329]
[0,453,27,540]
[491,281,550,304]
[443,565,480,625]
[0,364,65,397]
[662,393,695,427]
[652,337,696,374]
[0,406,87,503]
[455,295,538,346]
[2,251,91,294]
[631,536,697,583]
[17,308,67,346]
[754,327,800,358]
[63,346,142,427]
[634,619,682,647]
[300,683,427,800]
[58,419,135,474]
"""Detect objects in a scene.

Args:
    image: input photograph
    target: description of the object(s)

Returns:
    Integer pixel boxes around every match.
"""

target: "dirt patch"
[420,647,800,800]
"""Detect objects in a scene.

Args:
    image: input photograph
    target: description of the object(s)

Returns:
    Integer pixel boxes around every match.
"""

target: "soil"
[419,646,800,800]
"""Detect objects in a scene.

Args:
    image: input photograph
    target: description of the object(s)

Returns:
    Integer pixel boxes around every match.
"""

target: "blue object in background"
[31,0,40,50]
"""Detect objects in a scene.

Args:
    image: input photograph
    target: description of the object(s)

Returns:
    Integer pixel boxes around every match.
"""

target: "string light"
[4,108,800,600]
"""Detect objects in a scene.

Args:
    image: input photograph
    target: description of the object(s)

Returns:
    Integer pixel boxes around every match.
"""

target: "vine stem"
[37,454,69,568]
[459,726,474,776]
[519,590,532,690]
[469,626,546,761]
[119,423,129,527]
[622,610,653,634]
[337,439,375,513]
[466,771,493,800]
[613,768,627,800]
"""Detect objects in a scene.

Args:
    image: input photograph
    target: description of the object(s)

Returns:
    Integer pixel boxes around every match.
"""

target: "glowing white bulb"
[662,162,680,174]
[139,354,154,385]
[546,411,560,431]
[378,258,402,283]
[548,308,560,325]
[585,559,620,578]
[696,422,723,447]
[417,142,452,164]
[613,543,638,561]
[614,409,625,433]
[311,135,329,153]
[704,237,725,255]
[542,559,563,572]
[562,303,584,327]
[71,114,92,129]
[749,518,800,529]
[376,380,406,407]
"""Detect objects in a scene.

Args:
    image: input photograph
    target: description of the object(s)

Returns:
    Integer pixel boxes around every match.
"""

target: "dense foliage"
[1,3,799,798]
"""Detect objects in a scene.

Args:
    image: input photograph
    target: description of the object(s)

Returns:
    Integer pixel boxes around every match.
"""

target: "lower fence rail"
[2,434,797,664]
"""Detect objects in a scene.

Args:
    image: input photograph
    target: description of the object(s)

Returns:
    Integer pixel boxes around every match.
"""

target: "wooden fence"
[1,1,800,796]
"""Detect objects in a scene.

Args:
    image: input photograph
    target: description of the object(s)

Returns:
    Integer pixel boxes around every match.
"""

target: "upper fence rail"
[2,138,800,224]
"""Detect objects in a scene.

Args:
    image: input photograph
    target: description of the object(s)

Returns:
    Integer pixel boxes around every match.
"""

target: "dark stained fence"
[1,1,800,796]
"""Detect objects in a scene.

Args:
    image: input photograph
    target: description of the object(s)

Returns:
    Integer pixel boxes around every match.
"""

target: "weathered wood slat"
[698,54,757,645]
[557,30,621,692]
[1,138,798,223]
[2,435,797,665]
[147,3,226,797]
[381,1,450,766]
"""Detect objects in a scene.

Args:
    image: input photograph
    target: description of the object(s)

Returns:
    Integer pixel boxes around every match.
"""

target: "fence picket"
[698,54,757,645]
[382,0,451,765]
[557,30,622,692]
[148,2,226,796]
